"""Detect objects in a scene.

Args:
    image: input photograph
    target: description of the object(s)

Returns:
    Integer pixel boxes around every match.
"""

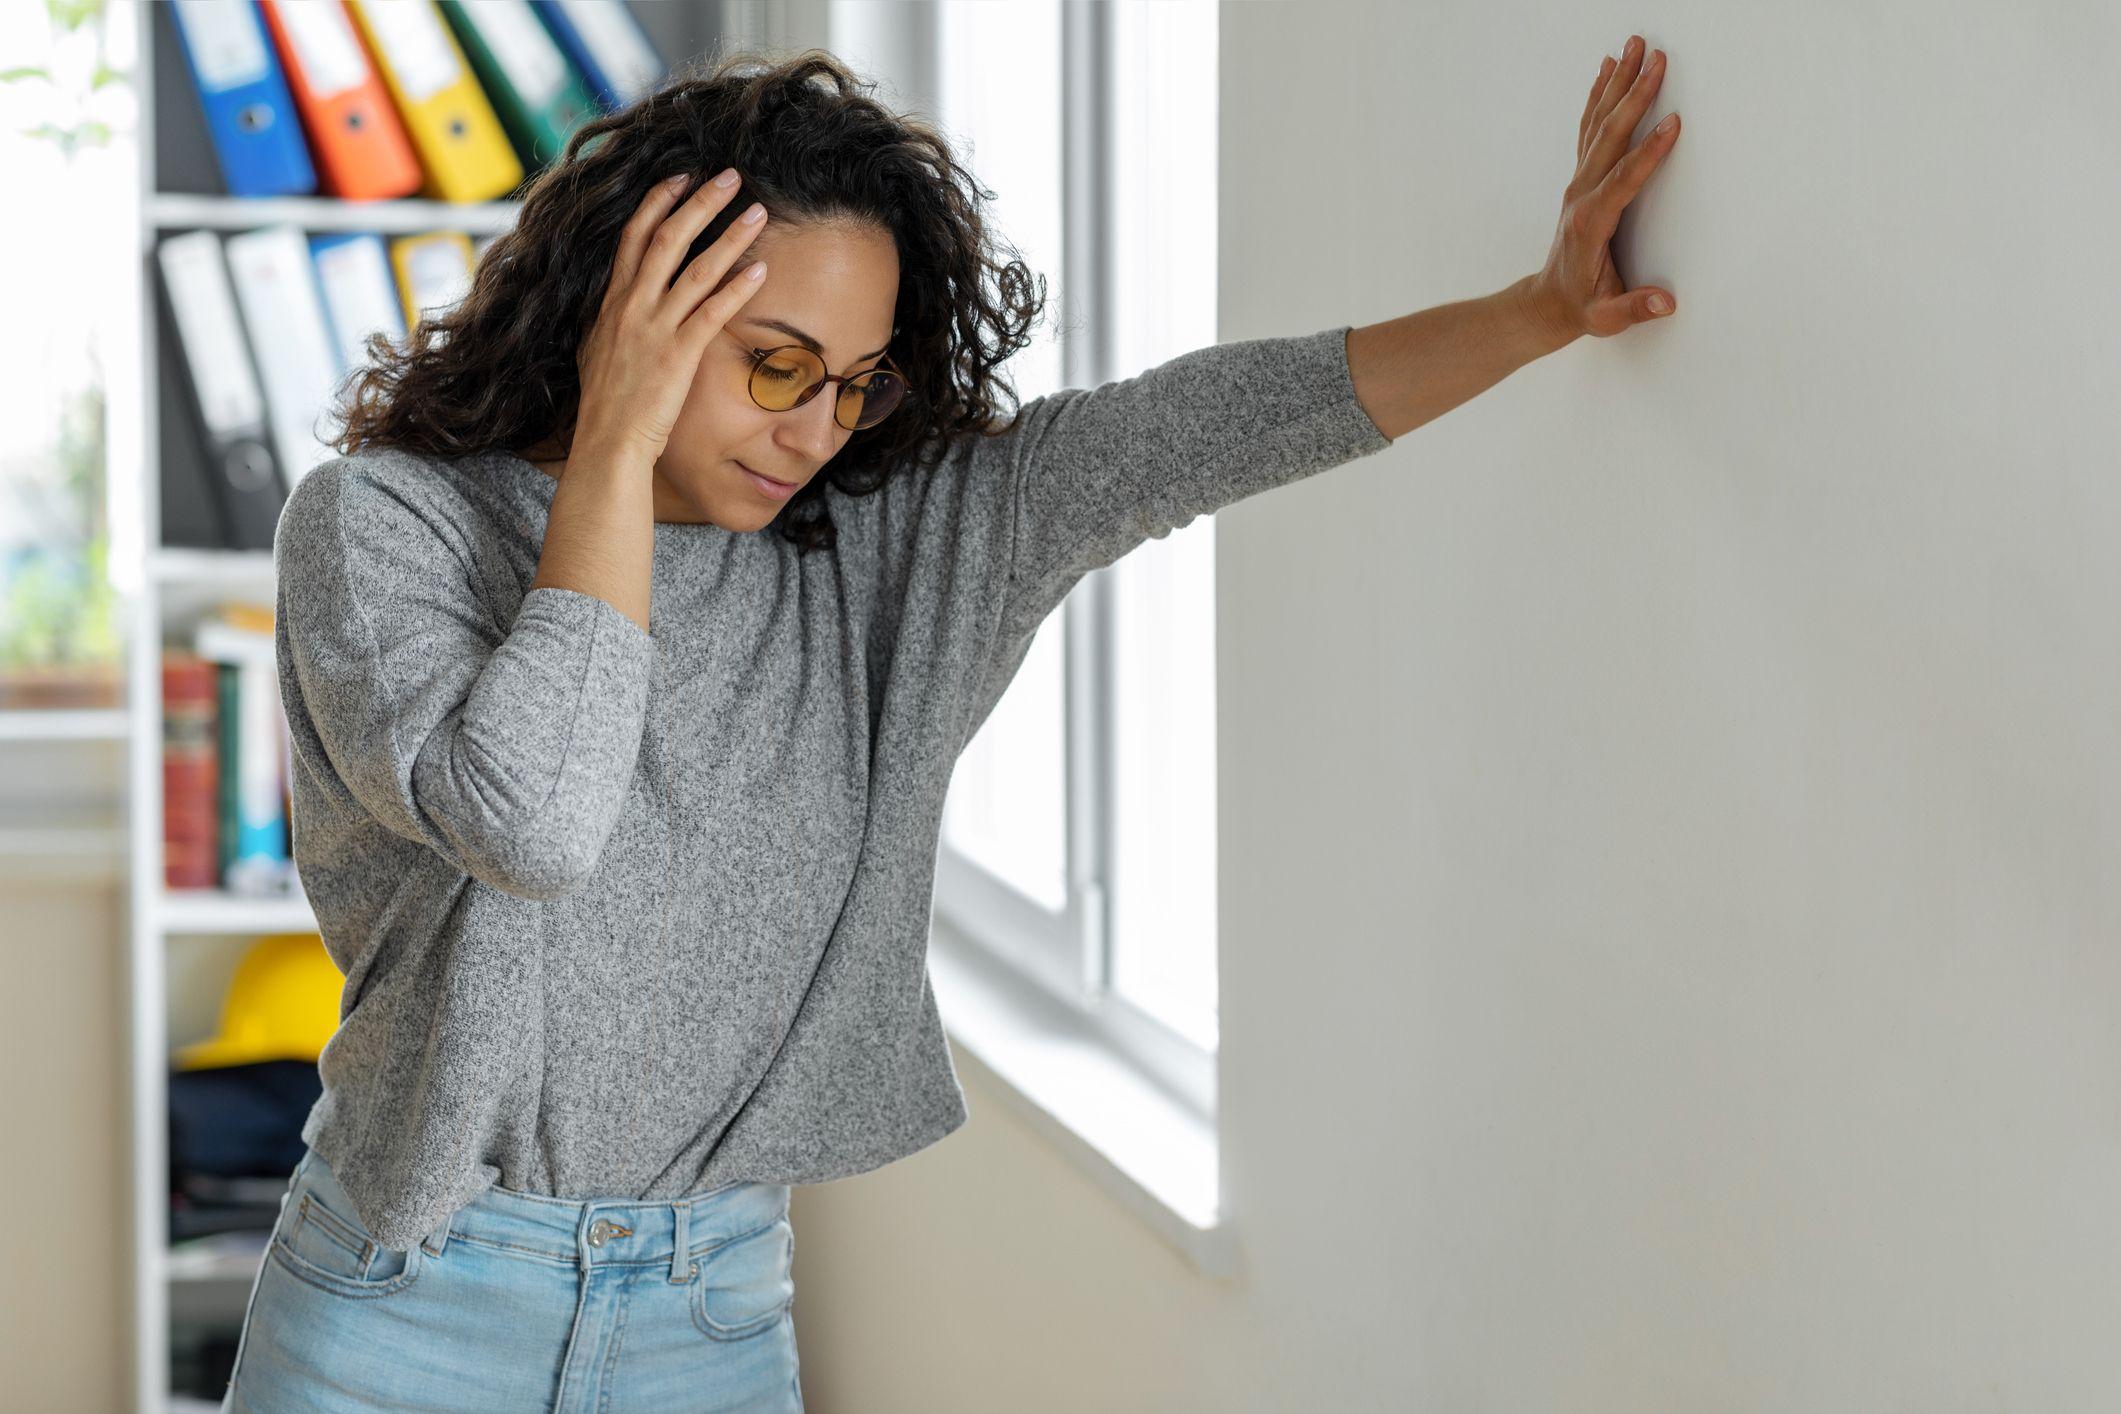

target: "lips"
[738,462,798,488]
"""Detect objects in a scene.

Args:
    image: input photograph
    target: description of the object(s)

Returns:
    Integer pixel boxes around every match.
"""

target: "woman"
[223,38,1677,1414]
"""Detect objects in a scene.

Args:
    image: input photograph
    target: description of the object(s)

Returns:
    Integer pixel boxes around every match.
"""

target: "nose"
[781,382,847,462]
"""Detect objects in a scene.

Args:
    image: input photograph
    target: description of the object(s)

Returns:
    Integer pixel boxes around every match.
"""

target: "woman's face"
[653,219,901,532]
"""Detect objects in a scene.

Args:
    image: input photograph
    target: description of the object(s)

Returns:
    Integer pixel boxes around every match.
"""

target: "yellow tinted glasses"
[731,334,911,431]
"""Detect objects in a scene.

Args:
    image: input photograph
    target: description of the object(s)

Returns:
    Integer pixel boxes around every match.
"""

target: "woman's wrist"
[1345,277,1577,442]
[1507,273,1585,358]
[562,424,662,481]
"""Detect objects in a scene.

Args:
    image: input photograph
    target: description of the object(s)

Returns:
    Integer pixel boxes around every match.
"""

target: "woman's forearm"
[1345,275,1578,443]
[530,435,657,634]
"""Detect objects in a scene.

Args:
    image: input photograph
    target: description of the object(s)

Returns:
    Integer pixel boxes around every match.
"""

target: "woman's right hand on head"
[570,167,769,466]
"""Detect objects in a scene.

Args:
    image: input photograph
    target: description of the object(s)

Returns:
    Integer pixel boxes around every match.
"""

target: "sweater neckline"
[476,448,748,543]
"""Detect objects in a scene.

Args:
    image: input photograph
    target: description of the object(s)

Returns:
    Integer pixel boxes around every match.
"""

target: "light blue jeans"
[220,1146,802,1412]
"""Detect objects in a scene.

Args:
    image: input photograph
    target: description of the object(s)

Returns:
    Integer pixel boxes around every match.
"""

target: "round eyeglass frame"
[727,331,916,431]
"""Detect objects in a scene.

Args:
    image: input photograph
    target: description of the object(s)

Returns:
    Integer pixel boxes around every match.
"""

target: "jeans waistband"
[291,1148,791,1283]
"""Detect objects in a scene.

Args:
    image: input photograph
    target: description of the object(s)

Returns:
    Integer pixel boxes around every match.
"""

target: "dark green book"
[438,0,599,170]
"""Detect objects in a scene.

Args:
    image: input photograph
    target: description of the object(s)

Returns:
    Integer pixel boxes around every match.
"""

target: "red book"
[162,652,219,891]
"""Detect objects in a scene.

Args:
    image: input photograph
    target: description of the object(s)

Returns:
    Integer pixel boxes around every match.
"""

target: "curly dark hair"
[332,45,1050,555]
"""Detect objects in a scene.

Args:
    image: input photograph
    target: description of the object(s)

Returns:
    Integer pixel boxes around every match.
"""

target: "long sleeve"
[982,322,1393,653]
[272,456,659,902]
[909,323,1393,744]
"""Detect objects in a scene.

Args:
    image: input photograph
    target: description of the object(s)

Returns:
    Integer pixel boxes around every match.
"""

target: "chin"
[714,490,784,534]
[695,502,772,534]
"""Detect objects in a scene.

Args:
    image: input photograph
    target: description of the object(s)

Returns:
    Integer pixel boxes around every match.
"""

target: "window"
[926,2,1223,1104]
[832,2,1231,1258]
[932,0,1071,927]
[1104,0,1221,1058]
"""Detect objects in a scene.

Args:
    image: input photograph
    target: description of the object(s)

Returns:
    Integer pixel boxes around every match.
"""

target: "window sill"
[927,912,1241,1280]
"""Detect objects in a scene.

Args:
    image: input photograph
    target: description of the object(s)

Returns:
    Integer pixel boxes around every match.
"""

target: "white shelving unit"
[0,707,129,742]
[148,190,519,235]
[123,9,516,1410]
[121,5,735,1404]
[121,5,730,1405]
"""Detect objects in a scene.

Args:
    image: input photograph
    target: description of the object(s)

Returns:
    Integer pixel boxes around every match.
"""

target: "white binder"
[225,224,344,487]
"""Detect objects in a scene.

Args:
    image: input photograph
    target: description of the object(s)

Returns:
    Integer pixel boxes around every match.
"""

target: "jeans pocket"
[269,1187,423,1299]
[689,1215,795,1341]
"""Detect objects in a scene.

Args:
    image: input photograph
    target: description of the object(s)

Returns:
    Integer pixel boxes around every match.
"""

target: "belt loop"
[670,1197,690,1282]
[422,1212,452,1259]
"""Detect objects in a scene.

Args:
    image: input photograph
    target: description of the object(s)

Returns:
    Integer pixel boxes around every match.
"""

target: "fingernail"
[664,174,687,191]
[742,202,765,223]
[1655,113,1677,134]
[1647,293,1672,315]
[715,167,740,188]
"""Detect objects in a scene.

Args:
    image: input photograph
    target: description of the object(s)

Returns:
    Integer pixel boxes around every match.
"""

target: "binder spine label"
[402,236,473,320]
[556,0,657,106]
[172,0,270,90]
[470,0,567,106]
[363,0,462,101]
[278,0,369,100]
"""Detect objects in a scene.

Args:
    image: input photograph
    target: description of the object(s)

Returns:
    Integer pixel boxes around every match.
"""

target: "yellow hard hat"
[173,932,345,1071]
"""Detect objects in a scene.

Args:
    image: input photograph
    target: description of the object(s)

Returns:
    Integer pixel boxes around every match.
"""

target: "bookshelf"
[123,4,730,1408]
[149,190,519,234]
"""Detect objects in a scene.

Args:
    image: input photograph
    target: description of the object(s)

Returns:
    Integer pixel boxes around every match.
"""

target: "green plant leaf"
[48,0,106,35]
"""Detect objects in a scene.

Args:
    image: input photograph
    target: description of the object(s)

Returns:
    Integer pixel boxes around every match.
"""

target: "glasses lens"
[750,346,909,429]
[750,347,822,411]
[838,370,906,430]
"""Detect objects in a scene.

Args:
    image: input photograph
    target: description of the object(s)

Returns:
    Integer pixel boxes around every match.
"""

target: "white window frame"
[922,3,1218,1153]
[823,0,1233,1272]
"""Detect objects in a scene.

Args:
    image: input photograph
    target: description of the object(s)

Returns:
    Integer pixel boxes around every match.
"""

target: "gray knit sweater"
[272,322,1393,1249]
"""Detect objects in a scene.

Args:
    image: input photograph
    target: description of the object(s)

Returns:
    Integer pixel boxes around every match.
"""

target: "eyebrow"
[742,316,891,365]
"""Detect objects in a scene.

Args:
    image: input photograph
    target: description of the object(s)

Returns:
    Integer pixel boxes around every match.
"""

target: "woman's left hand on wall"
[1526,35,1682,343]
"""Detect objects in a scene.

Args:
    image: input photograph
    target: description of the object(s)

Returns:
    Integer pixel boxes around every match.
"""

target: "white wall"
[789,2,2121,1409]
[0,735,128,1411]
